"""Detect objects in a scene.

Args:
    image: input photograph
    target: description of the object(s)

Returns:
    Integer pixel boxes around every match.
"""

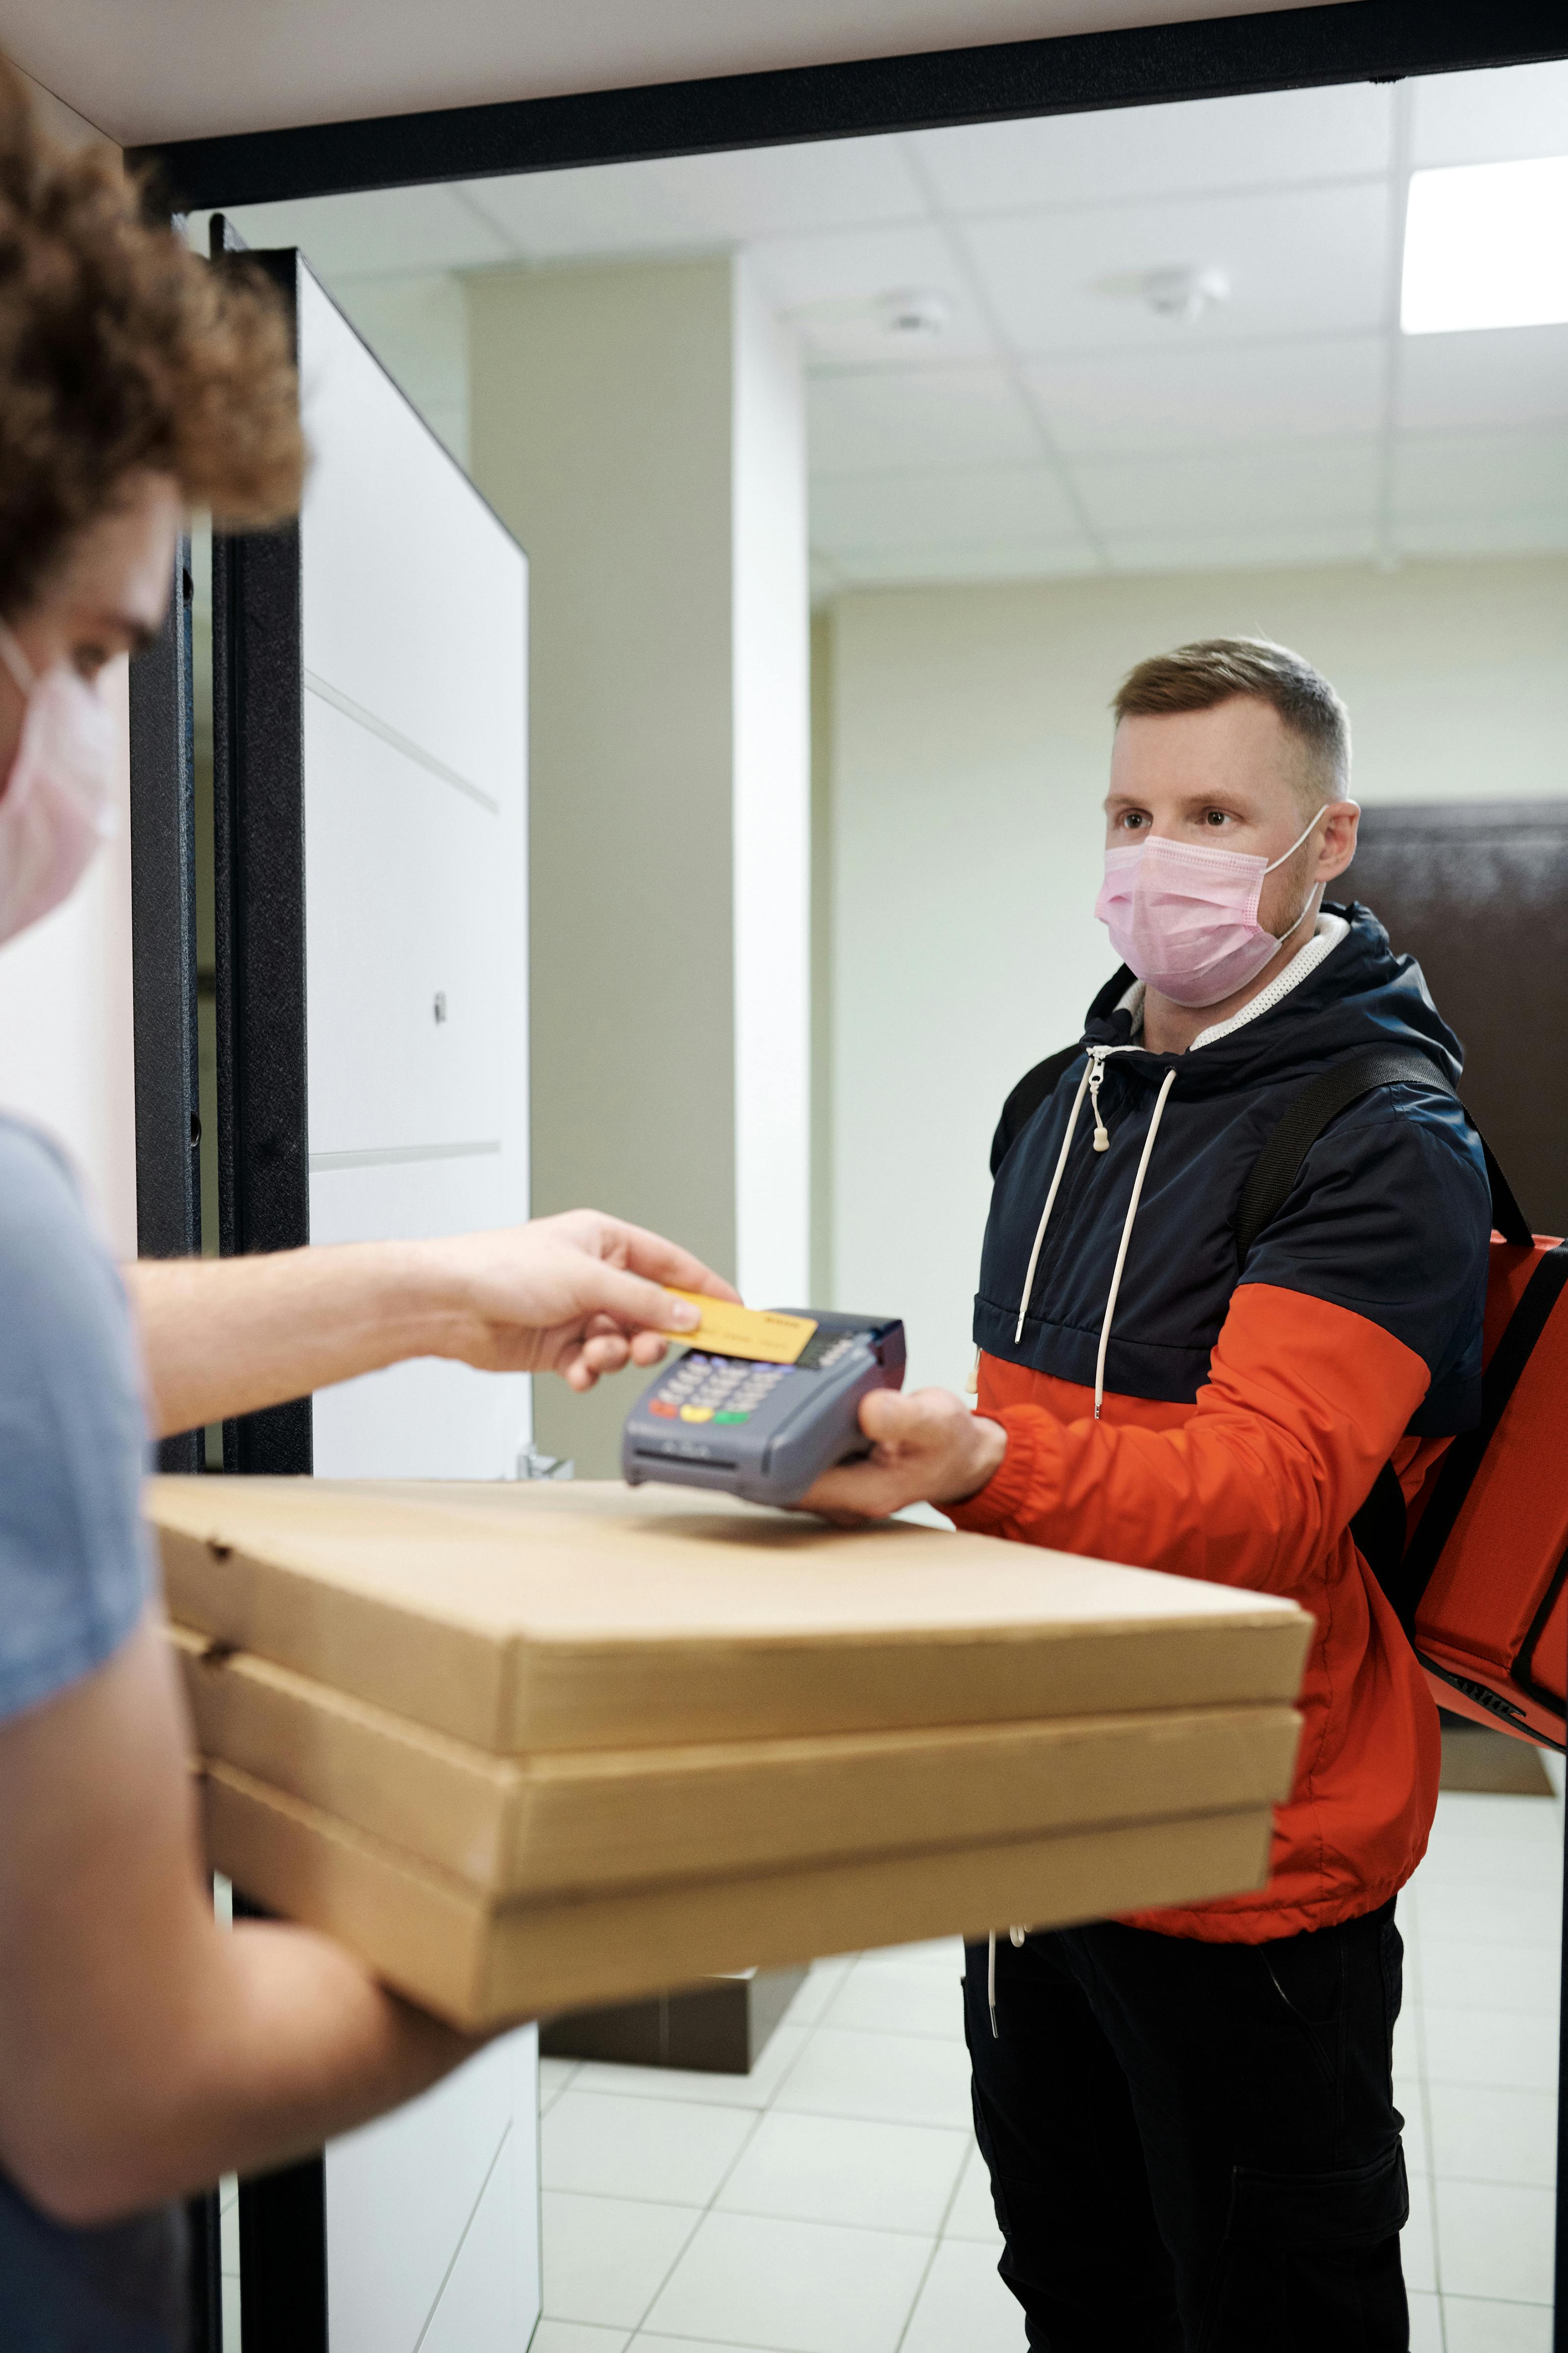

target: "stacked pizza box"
[149,1476,1310,2031]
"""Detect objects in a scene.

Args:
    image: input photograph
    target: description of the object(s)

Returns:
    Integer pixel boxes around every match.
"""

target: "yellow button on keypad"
[680,1405,714,1423]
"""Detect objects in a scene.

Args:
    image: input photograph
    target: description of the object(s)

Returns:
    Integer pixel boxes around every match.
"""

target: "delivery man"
[0,73,734,2350]
[804,636,1492,2351]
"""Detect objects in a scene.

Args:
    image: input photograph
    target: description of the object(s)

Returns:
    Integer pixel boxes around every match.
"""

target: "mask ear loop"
[1262,800,1356,946]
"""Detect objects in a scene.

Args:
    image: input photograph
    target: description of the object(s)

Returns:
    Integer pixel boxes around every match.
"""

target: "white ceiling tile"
[747,224,993,361]
[912,83,1393,214]
[830,539,1101,586]
[1024,334,1383,455]
[1394,426,1568,517]
[1394,510,1568,559]
[1102,522,1379,574]
[807,365,1039,473]
[461,136,925,259]
[1397,325,1568,430]
[964,182,1390,354]
[1071,439,1379,534]
[811,464,1083,554]
[456,161,691,257]
[1410,59,1568,171]
[217,187,511,276]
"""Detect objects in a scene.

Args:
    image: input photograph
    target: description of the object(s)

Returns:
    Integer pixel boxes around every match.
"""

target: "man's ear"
[1317,799,1360,884]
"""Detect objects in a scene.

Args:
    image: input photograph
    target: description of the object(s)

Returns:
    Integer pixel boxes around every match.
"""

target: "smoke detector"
[876,286,951,341]
[1140,265,1231,323]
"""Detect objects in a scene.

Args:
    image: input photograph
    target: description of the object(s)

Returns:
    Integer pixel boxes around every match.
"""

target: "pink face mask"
[1095,807,1330,1009]
[0,622,117,945]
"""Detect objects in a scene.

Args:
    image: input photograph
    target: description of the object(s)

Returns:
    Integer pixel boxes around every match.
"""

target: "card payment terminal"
[622,1310,906,1507]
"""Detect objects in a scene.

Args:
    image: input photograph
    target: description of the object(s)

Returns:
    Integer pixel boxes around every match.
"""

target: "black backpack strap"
[1234,1045,1531,1267]
[1234,1048,1458,1270]
[990,1043,1084,1179]
[1234,1042,1537,1626]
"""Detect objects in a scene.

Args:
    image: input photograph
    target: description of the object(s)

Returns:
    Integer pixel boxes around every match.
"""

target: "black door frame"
[131,0,1568,210]
[123,3,1568,2346]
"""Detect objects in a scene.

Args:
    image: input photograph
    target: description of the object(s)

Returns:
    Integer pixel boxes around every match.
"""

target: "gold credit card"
[661,1293,818,1365]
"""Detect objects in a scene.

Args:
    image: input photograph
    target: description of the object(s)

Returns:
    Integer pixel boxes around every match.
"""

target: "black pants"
[963,1902,1409,2353]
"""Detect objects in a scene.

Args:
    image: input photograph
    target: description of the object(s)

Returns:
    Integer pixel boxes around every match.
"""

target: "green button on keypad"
[713,1410,749,1424]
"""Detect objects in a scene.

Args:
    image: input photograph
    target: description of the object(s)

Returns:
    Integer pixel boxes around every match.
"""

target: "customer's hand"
[415,1210,741,1390]
[799,1387,1007,1522]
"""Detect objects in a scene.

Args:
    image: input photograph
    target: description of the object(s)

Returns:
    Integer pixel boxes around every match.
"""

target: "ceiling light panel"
[912,82,1392,215]
[964,183,1388,354]
[1402,157,1568,334]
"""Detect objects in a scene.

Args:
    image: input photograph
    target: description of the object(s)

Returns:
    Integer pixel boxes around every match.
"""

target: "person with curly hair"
[0,65,735,2351]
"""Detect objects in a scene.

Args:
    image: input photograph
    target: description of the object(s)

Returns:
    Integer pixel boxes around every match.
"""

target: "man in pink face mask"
[1095,677,1362,1051]
[804,638,1493,2350]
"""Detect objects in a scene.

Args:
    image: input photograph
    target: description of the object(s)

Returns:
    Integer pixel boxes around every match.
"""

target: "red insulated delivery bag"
[1238,1046,1568,1752]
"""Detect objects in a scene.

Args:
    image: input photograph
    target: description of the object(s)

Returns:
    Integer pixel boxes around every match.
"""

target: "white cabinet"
[294,261,539,2350]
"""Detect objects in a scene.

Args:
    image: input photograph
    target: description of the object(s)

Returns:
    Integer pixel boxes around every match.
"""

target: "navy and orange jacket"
[948,903,1491,1942]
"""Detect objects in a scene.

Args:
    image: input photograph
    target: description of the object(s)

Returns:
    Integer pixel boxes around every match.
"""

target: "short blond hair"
[1113,637,1350,808]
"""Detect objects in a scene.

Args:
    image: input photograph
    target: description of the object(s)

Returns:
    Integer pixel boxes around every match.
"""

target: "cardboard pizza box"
[201,1758,1278,2028]
[151,1477,1311,1755]
[171,1623,1302,1899]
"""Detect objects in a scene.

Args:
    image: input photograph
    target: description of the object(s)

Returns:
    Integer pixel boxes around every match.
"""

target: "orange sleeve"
[946,1283,1431,1598]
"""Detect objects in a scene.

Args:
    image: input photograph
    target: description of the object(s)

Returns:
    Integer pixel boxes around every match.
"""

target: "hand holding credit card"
[659,1292,818,1365]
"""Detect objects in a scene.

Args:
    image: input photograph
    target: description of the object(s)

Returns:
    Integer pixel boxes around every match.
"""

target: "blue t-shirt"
[0,1117,186,2351]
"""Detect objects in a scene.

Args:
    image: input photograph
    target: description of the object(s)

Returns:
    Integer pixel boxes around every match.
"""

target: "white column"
[732,260,810,1313]
[467,252,810,1472]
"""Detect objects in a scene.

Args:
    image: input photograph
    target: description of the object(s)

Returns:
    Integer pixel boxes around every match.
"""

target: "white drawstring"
[1092,1067,1176,1421]
[1013,1063,1093,1342]
[987,1925,1029,2039]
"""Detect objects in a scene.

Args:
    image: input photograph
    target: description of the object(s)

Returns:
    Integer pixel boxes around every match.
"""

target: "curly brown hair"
[0,61,304,617]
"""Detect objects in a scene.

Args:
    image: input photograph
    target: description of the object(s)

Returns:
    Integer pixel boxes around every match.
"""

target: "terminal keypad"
[647,1351,792,1425]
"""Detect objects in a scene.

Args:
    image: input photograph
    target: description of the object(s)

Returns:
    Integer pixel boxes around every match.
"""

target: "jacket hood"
[1079,902,1464,1102]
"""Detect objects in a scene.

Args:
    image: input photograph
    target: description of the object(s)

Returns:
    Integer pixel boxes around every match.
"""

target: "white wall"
[0,660,138,1256]
[824,553,1568,1394]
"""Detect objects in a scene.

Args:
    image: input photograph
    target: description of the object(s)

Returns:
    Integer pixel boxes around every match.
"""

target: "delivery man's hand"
[799,1388,1007,1523]
[416,1209,740,1389]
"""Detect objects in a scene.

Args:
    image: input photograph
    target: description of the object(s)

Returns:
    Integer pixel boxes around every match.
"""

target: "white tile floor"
[536,1790,1563,2353]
